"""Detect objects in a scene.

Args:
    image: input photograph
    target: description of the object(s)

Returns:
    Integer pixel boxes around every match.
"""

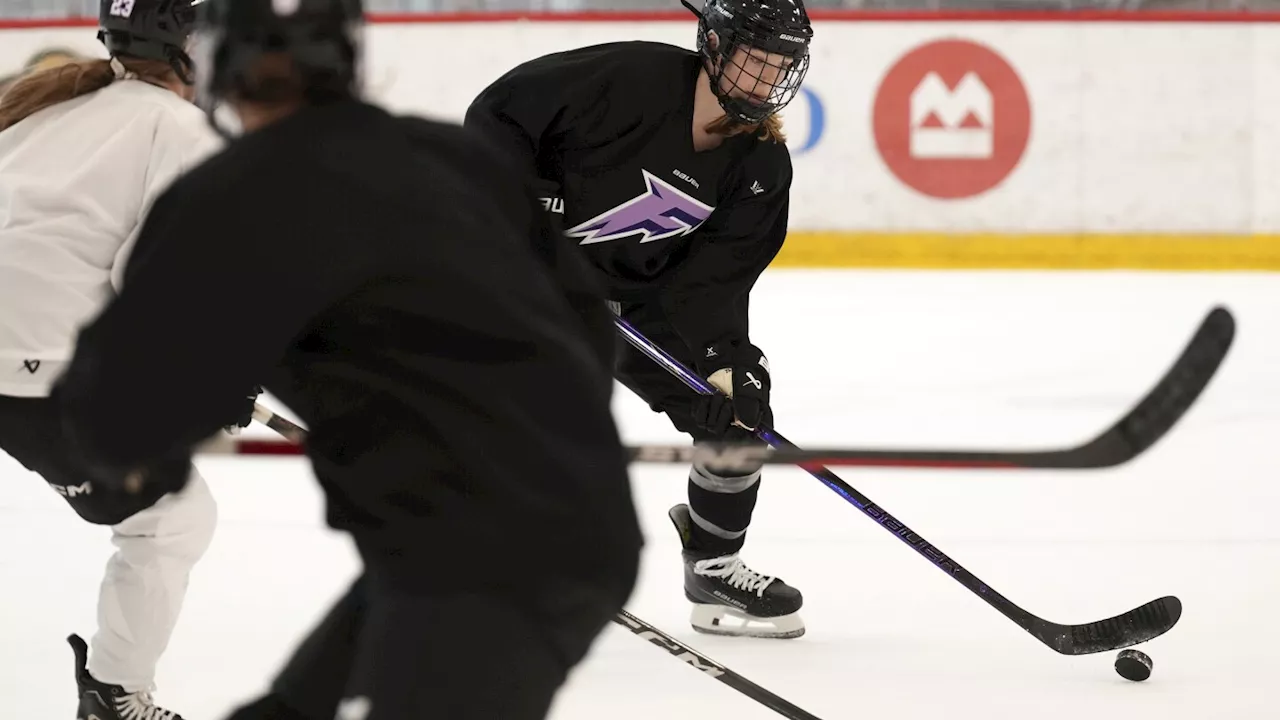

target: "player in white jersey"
[0,2,236,718]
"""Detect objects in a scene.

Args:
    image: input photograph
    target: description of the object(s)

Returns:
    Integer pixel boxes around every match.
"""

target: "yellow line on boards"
[772,232,1280,271]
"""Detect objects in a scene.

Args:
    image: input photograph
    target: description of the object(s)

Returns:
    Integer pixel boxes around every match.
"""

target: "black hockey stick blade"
[1032,595,1183,655]
[627,305,1235,471]
[612,610,825,719]
[1027,305,1235,468]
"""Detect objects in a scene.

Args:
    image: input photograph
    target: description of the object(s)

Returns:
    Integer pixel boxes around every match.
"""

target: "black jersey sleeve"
[53,159,358,480]
[659,149,792,368]
[464,45,626,185]
[465,48,632,369]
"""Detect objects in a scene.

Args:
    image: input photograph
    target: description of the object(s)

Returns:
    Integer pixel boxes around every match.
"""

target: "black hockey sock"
[270,576,368,720]
[686,463,762,557]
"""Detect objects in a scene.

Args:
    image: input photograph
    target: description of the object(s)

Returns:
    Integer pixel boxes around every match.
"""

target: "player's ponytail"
[0,57,174,132]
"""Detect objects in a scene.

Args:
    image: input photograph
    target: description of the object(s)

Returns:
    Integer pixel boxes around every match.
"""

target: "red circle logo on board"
[872,39,1032,200]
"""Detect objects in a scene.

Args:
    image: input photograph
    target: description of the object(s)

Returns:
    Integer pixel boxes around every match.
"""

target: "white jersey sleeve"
[0,80,222,397]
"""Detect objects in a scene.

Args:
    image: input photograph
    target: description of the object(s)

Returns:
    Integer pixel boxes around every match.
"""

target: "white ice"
[3,269,1278,719]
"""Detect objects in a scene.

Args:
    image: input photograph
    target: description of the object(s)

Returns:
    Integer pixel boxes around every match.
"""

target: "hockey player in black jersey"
[51,0,642,718]
[466,0,813,639]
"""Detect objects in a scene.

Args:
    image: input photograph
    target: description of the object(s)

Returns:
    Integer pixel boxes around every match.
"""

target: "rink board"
[4,13,1280,270]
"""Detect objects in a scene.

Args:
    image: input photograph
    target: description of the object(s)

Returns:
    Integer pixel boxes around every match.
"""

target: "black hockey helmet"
[97,0,200,84]
[191,0,363,111]
[683,0,813,125]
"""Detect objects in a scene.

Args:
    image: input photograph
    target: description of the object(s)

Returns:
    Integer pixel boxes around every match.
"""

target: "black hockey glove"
[692,343,772,439]
[225,385,263,434]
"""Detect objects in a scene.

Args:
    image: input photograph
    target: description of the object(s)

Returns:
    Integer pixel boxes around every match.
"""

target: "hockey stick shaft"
[612,315,1186,655]
[185,433,1169,468]
[611,610,825,719]
[204,306,1231,472]
[614,308,1231,470]
[190,434,1187,469]
[246,404,824,718]
[250,404,307,444]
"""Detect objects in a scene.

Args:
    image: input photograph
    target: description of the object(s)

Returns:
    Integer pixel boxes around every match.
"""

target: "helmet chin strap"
[111,54,179,97]
[109,57,138,81]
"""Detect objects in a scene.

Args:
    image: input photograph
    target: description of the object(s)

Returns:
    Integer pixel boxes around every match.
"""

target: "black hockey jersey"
[53,100,642,596]
[466,41,793,361]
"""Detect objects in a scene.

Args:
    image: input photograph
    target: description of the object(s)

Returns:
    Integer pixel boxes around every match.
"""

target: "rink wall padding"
[5,12,1280,271]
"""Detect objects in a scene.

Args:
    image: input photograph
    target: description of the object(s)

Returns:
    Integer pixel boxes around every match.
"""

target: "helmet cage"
[695,0,813,125]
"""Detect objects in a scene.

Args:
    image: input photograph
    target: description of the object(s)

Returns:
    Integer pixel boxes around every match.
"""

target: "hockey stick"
[609,311,1231,655]
[611,610,824,719]
[247,404,825,720]
[190,405,309,456]
[198,306,1232,472]
[202,304,1231,470]
[249,403,306,443]
[616,306,1234,470]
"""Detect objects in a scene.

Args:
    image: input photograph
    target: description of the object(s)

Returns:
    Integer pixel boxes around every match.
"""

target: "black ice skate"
[68,634,183,720]
[668,504,805,639]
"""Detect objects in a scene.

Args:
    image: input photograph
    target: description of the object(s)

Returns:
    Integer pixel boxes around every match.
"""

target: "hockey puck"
[1114,649,1153,682]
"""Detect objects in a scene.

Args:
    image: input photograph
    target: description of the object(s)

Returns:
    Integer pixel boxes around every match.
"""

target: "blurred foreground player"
[466,0,813,639]
[52,0,643,718]
[0,2,226,718]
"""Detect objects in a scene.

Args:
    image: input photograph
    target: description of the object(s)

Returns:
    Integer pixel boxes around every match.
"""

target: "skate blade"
[690,603,805,639]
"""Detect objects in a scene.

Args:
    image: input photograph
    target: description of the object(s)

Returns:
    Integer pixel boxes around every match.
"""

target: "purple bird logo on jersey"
[567,170,715,245]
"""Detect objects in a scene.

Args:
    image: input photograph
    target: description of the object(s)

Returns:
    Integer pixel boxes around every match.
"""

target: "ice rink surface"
[3,269,1278,719]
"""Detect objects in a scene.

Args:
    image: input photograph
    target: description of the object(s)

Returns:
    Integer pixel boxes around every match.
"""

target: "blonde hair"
[0,57,176,132]
[704,113,787,144]
[25,48,83,73]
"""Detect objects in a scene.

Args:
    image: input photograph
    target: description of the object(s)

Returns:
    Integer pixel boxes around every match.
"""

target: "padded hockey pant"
[612,300,769,558]
[0,395,216,692]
